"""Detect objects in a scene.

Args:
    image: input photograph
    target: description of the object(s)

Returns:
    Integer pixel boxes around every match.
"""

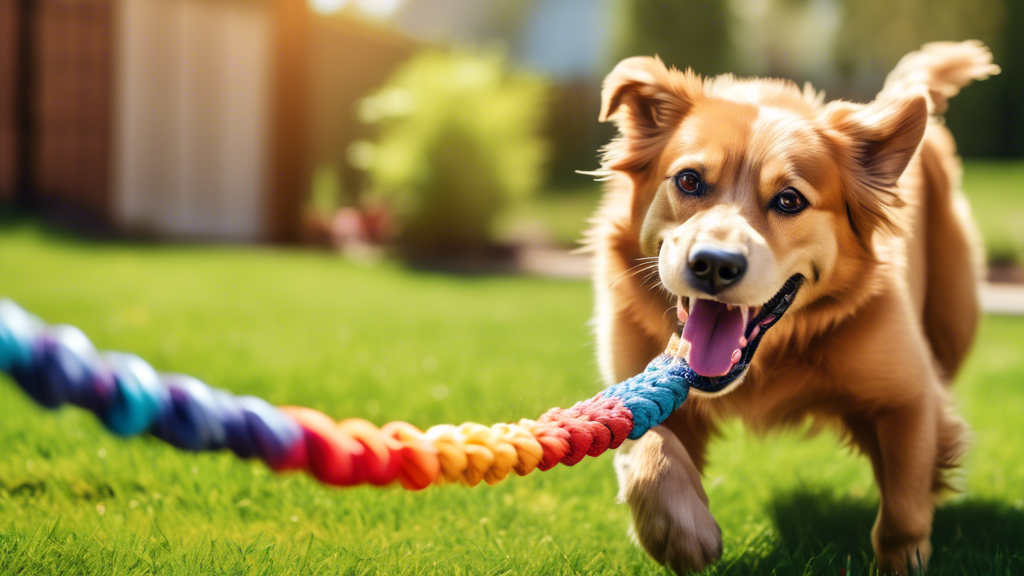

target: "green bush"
[355,49,549,255]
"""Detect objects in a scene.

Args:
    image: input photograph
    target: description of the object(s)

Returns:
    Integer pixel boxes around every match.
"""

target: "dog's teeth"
[750,325,761,340]
[739,336,748,348]
[731,349,741,364]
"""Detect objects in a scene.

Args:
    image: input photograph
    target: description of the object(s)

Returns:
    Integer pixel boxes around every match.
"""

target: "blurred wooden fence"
[0,0,112,218]
[0,0,419,242]
[0,0,18,203]
[34,0,112,221]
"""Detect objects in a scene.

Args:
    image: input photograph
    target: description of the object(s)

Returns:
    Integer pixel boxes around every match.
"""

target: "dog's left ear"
[599,56,702,172]
[823,93,929,243]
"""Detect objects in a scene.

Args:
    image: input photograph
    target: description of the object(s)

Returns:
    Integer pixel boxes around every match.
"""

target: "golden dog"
[587,41,999,574]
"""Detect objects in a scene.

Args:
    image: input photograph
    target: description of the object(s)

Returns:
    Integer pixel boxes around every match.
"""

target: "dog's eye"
[770,188,808,214]
[674,170,704,196]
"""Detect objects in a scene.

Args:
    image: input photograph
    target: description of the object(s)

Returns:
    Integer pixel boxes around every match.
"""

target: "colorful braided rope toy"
[0,299,690,490]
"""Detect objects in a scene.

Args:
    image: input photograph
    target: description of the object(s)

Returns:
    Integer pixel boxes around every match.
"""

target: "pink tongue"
[681,299,745,377]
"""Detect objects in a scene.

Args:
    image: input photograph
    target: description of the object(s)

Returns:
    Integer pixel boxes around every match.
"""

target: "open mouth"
[672,274,803,394]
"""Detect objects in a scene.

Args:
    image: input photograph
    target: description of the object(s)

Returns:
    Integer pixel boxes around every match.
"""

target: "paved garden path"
[980,282,1024,315]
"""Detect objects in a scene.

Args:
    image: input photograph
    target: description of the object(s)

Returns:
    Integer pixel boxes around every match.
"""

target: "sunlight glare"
[355,0,404,19]
[308,0,348,15]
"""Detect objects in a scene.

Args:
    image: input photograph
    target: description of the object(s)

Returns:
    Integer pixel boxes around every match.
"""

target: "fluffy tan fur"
[587,41,998,574]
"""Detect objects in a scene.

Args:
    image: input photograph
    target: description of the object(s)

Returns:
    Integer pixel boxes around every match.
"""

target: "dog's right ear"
[822,93,928,250]
[599,56,701,172]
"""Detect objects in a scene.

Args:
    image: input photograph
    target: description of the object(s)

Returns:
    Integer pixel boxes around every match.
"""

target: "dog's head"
[599,56,928,395]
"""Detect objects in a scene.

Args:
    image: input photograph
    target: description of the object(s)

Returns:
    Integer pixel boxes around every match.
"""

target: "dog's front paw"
[619,428,723,575]
[628,490,722,574]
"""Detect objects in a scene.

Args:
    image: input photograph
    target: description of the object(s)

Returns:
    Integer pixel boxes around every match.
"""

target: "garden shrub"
[355,49,549,255]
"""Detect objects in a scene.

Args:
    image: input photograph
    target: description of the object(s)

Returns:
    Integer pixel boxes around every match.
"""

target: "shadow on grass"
[0,208,158,247]
[717,489,1024,575]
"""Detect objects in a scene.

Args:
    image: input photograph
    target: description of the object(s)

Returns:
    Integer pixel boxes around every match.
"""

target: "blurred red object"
[300,203,391,253]
[332,204,392,246]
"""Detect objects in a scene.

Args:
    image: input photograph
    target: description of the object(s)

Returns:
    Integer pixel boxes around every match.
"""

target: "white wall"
[112,0,273,241]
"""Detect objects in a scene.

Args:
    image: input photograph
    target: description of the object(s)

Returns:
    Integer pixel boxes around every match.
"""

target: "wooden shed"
[0,0,417,242]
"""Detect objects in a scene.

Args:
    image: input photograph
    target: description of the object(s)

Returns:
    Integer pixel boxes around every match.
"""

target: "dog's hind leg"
[868,400,939,574]
[858,391,974,574]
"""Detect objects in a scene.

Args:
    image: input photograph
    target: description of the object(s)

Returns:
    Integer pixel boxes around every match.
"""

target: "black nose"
[688,247,747,294]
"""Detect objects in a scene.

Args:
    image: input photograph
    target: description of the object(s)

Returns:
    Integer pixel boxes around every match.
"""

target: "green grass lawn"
[506,161,1024,264]
[961,161,1024,265]
[1,221,1022,575]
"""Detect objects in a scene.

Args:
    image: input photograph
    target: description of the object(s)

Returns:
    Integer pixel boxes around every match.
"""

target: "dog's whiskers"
[575,169,616,182]
[610,259,661,289]
[636,267,663,290]
[639,266,662,288]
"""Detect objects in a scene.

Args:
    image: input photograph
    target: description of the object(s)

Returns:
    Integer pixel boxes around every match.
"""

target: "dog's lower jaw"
[687,367,750,399]
[617,426,723,575]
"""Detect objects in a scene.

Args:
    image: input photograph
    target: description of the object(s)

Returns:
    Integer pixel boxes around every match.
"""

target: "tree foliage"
[607,0,731,76]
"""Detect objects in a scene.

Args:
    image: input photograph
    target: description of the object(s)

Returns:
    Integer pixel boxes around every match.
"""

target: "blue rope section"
[601,354,690,440]
[0,299,303,465]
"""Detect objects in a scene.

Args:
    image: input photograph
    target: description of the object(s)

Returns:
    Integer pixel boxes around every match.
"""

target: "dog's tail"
[895,42,997,379]
[881,40,1000,115]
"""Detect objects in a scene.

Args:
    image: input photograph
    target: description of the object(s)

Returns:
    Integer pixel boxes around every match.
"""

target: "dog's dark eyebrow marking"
[845,203,860,238]
[812,261,821,283]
